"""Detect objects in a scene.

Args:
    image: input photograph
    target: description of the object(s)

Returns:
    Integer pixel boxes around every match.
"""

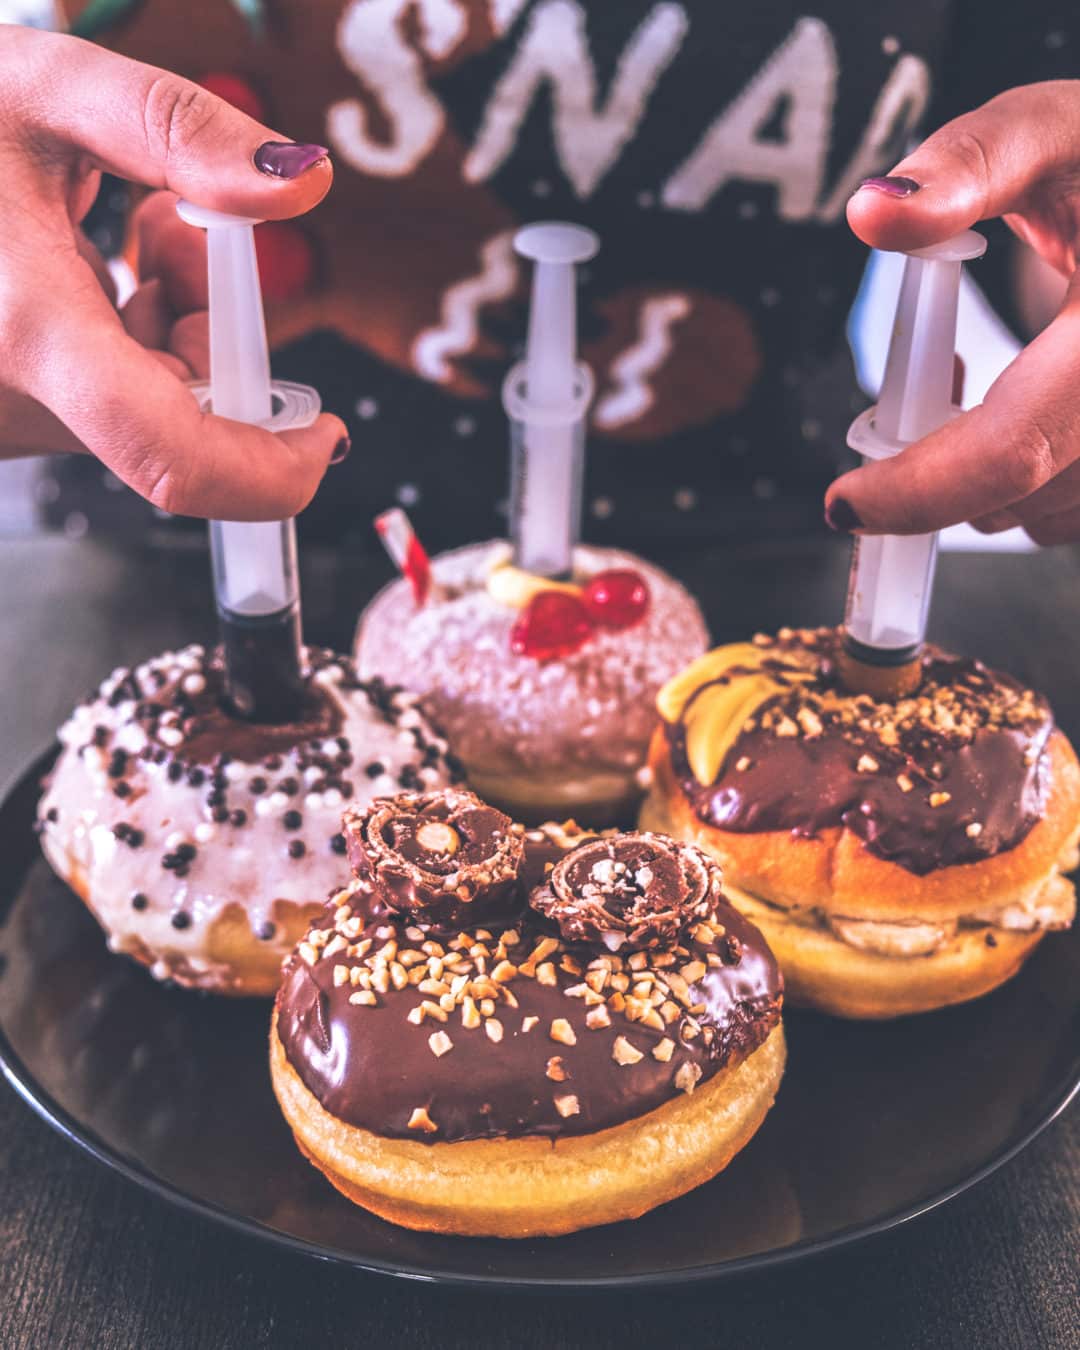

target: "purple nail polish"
[330,436,351,466]
[857,175,921,198]
[254,141,329,179]
[825,497,863,533]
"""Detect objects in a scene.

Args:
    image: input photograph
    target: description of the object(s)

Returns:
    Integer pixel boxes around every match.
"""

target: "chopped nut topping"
[553,1093,580,1118]
[929,791,952,808]
[612,1036,644,1066]
[333,964,349,988]
[546,1056,568,1081]
[349,990,377,1007]
[896,773,914,793]
[521,1015,539,1033]
[536,961,557,986]
[674,1061,703,1094]
[550,1018,577,1046]
[585,1005,612,1030]
[966,821,983,838]
[485,1018,504,1043]
[415,820,459,855]
[680,960,707,985]
[856,754,879,774]
[407,1106,438,1133]
[428,1031,453,1057]
[735,756,752,772]
[652,1038,675,1062]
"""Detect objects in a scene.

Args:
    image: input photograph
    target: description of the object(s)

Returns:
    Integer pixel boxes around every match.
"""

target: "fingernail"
[254,141,329,179]
[330,436,351,466]
[857,175,921,198]
[826,497,863,533]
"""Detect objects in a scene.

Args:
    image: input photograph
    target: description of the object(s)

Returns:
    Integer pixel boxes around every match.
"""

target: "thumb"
[846,81,1080,257]
[17,29,331,220]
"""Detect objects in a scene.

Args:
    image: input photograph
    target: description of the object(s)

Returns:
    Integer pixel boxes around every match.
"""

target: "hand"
[0,26,347,520]
[829,81,1080,545]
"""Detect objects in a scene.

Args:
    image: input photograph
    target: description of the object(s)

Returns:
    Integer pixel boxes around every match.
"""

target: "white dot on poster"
[674,488,697,511]
[64,511,89,539]
[591,496,614,520]
[355,398,379,420]
[752,477,777,500]
[396,483,421,507]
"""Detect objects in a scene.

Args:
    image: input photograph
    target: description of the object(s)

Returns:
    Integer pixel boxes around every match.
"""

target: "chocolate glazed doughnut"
[642,628,1080,1019]
[270,791,785,1237]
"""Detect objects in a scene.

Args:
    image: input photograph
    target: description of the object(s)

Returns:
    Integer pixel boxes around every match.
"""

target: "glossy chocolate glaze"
[110,647,346,766]
[276,829,782,1143]
[667,631,1052,875]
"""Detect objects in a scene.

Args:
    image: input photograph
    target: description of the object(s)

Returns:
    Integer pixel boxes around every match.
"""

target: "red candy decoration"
[583,569,651,631]
[511,592,593,662]
[198,72,267,123]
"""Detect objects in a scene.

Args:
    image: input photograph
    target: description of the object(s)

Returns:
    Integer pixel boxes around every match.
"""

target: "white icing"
[354,541,708,782]
[38,646,456,984]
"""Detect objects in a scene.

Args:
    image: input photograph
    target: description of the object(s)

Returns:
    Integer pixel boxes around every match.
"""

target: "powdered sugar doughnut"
[37,645,461,995]
[354,542,708,824]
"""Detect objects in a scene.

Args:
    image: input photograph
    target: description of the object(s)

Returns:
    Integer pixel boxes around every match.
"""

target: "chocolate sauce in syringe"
[176,201,322,725]
[218,602,305,722]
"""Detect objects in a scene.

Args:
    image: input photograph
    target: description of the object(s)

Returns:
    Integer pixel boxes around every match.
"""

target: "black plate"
[1,751,1077,1289]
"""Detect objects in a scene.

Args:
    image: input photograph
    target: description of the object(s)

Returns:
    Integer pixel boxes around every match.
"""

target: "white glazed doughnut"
[37,644,462,994]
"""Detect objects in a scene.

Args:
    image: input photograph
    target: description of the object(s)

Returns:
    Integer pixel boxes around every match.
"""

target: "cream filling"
[721,870,1076,959]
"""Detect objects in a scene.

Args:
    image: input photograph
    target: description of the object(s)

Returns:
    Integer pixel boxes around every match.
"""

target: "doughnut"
[37,644,462,995]
[354,540,708,824]
[641,626,1080,1019]
[270,791,784,1237]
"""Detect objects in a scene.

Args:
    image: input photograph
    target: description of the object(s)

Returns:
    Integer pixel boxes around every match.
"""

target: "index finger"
[825,292,1080,533]
[10,28,332,220]
[19,259,344,520]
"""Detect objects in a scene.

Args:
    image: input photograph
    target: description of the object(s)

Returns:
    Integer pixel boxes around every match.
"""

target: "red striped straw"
[374,508,432,606]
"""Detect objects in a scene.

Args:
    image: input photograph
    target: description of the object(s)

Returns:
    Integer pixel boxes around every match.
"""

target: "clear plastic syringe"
[839,230,986,698]
[176,202,321,722]
[503,222,598,579]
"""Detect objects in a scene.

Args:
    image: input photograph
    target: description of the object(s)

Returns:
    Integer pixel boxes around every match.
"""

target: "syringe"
[176,201,321,722]
[503,222,598,580]
[838,230,986,698]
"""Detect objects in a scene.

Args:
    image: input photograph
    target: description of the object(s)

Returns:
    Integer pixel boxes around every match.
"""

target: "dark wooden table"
[1,534,1077,1350]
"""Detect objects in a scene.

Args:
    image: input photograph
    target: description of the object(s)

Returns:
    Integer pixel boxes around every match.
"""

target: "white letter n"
[464,0,687,198]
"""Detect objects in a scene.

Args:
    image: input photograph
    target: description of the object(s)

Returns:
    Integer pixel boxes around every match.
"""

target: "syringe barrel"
[844,526,938,657]
[209,519,299,617]
[508,413,586,580]
[504,358,593,579]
